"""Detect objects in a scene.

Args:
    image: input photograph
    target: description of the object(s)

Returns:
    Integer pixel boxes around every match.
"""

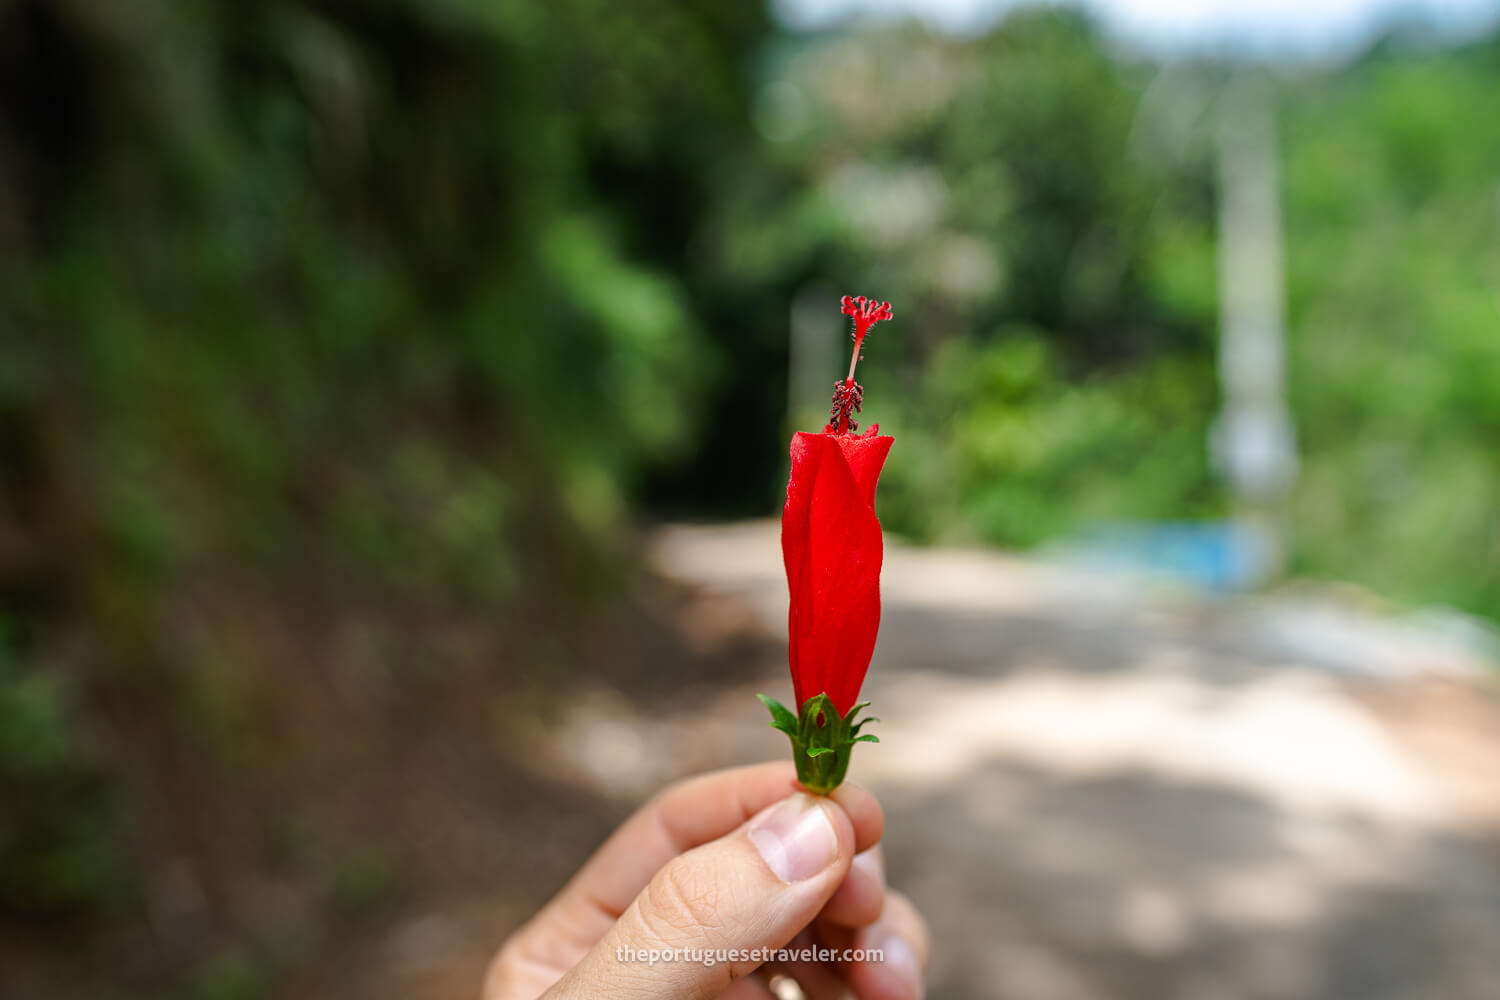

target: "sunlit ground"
[515,523,1500,1000]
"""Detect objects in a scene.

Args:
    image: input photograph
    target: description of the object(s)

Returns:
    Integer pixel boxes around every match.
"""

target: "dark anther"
[828,378,864,434]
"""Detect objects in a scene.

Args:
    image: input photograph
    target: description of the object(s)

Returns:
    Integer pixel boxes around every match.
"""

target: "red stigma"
[840,295,893,349]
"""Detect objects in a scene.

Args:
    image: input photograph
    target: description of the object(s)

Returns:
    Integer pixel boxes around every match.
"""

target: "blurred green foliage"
[1281,41,1500,613]
[737,12,1228,541]
[2,0,1499,988]
[0,0,769,965]
[0,623,122,913]
[746,12,1498,619]
[187,948,274,1000]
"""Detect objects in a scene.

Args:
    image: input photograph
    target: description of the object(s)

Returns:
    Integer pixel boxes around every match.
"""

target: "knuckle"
[641,857,725,938]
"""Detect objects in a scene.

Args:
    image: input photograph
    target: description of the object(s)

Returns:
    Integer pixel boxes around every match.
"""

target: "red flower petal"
[782,430,894,715]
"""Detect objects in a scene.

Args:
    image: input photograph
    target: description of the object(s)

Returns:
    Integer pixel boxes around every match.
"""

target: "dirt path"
[621,523,1500,1000]
[330,521,1500,1000]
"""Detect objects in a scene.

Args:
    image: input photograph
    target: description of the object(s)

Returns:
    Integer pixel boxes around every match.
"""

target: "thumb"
[545,792,856,1000]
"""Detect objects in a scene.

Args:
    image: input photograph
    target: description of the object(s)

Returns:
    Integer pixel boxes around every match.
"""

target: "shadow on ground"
[604,522,1500,1000]
[17,521,1494,999]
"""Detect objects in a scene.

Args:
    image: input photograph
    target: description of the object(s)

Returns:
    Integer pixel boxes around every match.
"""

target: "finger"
[490,766,886,998]
[769,958,845,1000]
[818,845,885,928]
[847,891,928,1000]
[764,929,850,1000]
[829,780,884,854]
[562,763,803,924]
[518,764,884,963]
[561,764,884,930]
[721,976,777,1000]
[546,792,857,1000]
[497,761,805,989]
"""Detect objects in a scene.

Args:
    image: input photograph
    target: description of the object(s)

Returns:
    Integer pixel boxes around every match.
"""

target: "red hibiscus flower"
[759,295,893,794]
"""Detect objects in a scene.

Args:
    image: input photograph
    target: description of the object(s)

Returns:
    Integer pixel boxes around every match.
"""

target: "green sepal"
[758,691,881,795]
[757,693,800,738]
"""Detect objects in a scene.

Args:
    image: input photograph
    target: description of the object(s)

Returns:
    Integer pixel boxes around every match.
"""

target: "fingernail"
[750,795,840,883]
[871,929,924,1000]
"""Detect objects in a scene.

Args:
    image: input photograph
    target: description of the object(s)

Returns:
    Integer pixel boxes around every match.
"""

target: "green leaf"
[853,734,880,743]
[851,717,880,735]
[805,745,837,757]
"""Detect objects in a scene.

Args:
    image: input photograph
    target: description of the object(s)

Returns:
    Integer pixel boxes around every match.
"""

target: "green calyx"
[756,692,879,796]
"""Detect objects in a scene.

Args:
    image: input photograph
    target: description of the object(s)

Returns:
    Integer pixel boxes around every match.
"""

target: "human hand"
[484,762,928,1000]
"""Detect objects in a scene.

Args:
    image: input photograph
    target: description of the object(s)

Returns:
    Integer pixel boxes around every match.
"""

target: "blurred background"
[3,0,1500,997]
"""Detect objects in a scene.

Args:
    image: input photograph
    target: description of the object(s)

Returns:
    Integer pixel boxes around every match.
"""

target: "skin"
[485,762,930,1000]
